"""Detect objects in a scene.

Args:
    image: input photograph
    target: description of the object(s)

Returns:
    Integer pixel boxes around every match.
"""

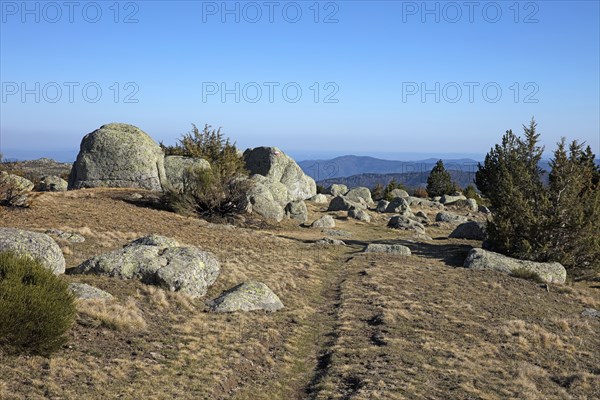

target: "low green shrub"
[0,252,76,356]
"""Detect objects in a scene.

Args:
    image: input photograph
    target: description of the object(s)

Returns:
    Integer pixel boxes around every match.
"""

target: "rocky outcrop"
[407,197,444,209]
[68,123,167,191]
[364,244,411,256]
[285,200,308,222]
[463,248,567,284]
[449,222,486,240]
[309,194,329,203]
[324,184,348,197]
[69,235,220,297]
[163,156,210,191]
[36,175,68,192]
[0,228,65,274]
[209,281,284,312]
[389,189,409,198]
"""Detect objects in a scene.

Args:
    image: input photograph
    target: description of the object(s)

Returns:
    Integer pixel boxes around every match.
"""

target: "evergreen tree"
[426,160,453,197]
[371,183,384,201]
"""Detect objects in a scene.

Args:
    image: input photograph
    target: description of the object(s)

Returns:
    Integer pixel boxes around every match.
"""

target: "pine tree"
[426,160,453,197]
[371,183,384,201]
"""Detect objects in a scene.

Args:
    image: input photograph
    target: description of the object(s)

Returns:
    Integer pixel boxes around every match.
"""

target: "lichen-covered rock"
[285,200,308,222]
[69,283,113,300]
[389,188,409,198]
[387,216,426,234]
[328,195,366,212]
[463,248,567,284]
[324,184,348,197]
[244,147,316,201]
[435,212,468,224]
[0,228,65,274]
[407,196,444,209]
[348,209,371,222]
[345,187,373,205]
[68,123,167,191]
[246,178,285,222]
[45,229,85,243]
[453,198,478,212]
[364,244,411,256]
[385,197,411,214]
[309,194,329,203]
[311,215,336,228]
[164,156,210,191]
[209,281,284,312]
[376,200,390,213]
[449,222,486,240]
[36,175,68,192]
[0,172,34,206]
[69,235,220,297]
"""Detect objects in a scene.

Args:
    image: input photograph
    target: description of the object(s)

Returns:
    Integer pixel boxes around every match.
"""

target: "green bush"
[0,252,76,356]
[161,124,251,218]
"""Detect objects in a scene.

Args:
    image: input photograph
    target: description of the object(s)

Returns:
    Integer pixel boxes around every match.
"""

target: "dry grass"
[0,189,598,399]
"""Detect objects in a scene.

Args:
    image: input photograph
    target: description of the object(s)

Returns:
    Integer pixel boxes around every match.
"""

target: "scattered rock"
[449,222,486,240]
[453,198,478,212]
[376,200,390,213]
[322,229,352,237]
[246,176,286,221]
[69,235,220,297]
[69,283,113,300]
[581,308,600,318]
[0,228,65,274]
[311,215,336,228]
[435,212,468,224]
[285,200,308,222]
[348,209,371,222]
[364,244,411,256]
[328,195,366,211]
[68,123,167,191]
[45,229,86,243]
[209,281,284,312]
[309,194,328,203]
[345,187,373,205]
[389,188,409,198]
[324,184,348,197]
[413,211,430,224]
[163,156,210,191]
[0,172,34,206]
[440,194,467,204]
[387,216,426,234]
[36,175,68,192]
[407,196,444,209]
[315,238,346,246]
[463,248,567,284]
[385,197,411,214]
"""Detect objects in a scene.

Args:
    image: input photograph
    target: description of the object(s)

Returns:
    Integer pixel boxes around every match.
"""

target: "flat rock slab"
[69,283,113,300]
[364,244,411,256]
[464,248,567,284]
[209,281,284,312]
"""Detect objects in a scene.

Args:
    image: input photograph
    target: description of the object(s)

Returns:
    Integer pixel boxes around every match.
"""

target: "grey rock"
[285,200,308,222]
[581,308,600,318]
[414,211,430,224]
[311,215,336,228]
[45,229,86,243]
[449,222,486,240]
[385,197,411,214]
[407,196,444,209]
[69,283,113,300]
[479,205,491,214]
[324,184,348,197]
[322,229,351,237]
[164,156,210,191]
[452,198,478,212]
[0,172,34,206]
[0,228,65,274]
[435,212,468,224]
[36,175,68,192]
[440,194,467,205]
[463,248,567,284]
[376,200,390,213]
[68,123,167,191]
[315,238,346,246]
[364,243,411,256]
[70,236,220,297]
[246,178,285,221]
[348,209,371,222]
[309,194,329,203]
[387,216,426,234]
[345,187,373,205]
[328,195,366,212]
[389,188,409,198]
[244,147,316,201]
[209,281,284,312]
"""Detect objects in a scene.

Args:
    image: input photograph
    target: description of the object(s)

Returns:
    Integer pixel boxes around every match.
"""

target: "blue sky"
[1,0,599,162]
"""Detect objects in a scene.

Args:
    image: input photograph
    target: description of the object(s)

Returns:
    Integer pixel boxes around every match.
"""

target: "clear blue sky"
[1,0,599,161]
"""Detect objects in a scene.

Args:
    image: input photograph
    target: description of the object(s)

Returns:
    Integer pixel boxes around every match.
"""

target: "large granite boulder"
[68,123,167,191]
[246,175,288,221]
[348,209,371,222]
[311,215,336,228]
[0,228,65,274]
[345,187,373,205]
[309,194,329,204]
[389,188,409,198]
[35,175,68,192]
[387,215,426,234]
[385,197,411,214]
[163,156,211,191]
[285,200,308,222]
[463,248,567,284]
[324,184,348,197]
[209,281,284,312]
[69,235,220,297]
[328,195,366,211]
[244,147,316,201]
[0,172,34,206]
[449,222,486,240]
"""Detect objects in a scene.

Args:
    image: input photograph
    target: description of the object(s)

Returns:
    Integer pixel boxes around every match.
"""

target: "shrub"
[412,187,429,198]
[383,179,407,200]
[161,124,251,218]
[426,160,454,197]
[0,252,76,356]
